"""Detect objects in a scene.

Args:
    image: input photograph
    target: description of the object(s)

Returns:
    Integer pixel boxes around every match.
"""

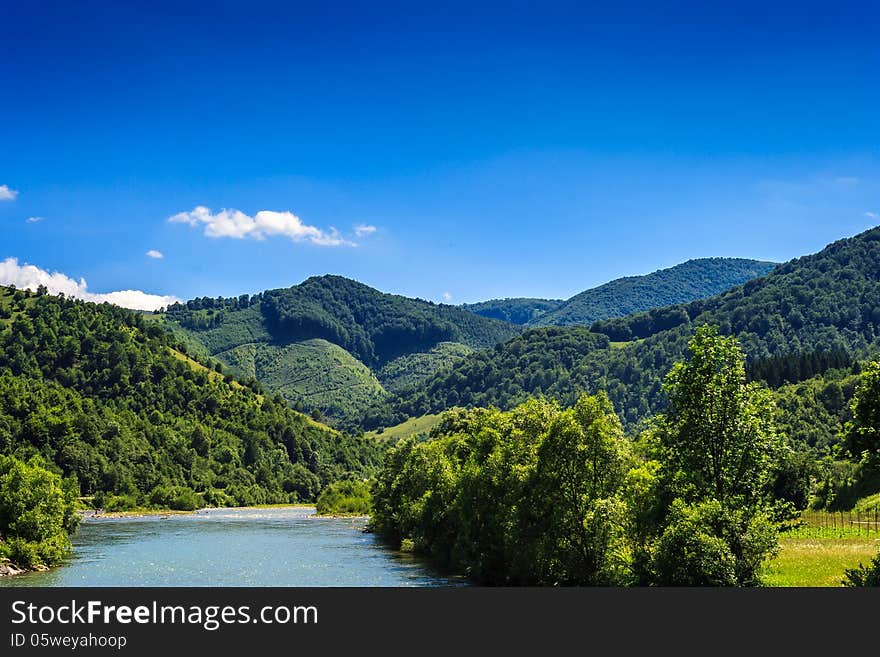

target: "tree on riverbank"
[0,454,79,569]
[370,326,786,586]
[649,325,782,585]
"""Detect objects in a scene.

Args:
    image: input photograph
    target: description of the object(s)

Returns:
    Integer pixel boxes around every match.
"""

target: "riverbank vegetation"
[0,454,78,571]
[315,479,372,516]
[0,286,381,517]
[371,327,880,585]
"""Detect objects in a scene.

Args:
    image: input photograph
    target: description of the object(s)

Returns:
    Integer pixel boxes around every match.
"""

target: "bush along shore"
[0,454,79,577]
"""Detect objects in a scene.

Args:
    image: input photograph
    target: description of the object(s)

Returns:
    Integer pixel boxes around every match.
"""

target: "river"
[0,507,462,587]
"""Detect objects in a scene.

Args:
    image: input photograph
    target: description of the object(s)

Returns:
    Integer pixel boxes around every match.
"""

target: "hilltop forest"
[4,227,880,583]
[0,285,380,513]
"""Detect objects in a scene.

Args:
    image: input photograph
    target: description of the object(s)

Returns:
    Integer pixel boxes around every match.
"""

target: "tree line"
[371,326,880,585]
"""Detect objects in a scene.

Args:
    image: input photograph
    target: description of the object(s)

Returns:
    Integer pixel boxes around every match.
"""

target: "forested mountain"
[162,275,521,427]
[370,227,880,431]
[461,298,563,325]
[0,285,380,510]
[531,258,777,327]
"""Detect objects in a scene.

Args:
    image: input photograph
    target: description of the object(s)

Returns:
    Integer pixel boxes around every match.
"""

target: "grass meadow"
[764,512,880,587]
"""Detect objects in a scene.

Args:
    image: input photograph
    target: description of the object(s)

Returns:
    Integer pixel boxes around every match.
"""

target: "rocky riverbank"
[0,559,48,578]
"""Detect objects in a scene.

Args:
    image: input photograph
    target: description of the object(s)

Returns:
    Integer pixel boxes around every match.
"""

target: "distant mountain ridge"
[369,228,880,432]
[461,298,564,325]
[465,258,777,327]
[162,275,520,427]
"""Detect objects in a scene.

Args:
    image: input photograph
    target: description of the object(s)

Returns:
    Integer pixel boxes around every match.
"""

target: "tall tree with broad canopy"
[651,325,782,585]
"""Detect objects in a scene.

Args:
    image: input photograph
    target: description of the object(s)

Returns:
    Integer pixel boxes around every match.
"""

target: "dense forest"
[371,327,880,585]
[372,228,880,431]
[0,285,380,515]
[6,226,880,582]
[372,329,782,584]
[461,298,563,325]
[162,275,521,427]
[465,258,775,327]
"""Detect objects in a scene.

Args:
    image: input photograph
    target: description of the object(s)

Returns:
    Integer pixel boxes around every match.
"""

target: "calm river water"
[0,507,461,587]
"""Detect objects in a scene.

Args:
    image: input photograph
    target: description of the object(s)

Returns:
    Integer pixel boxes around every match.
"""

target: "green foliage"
[462,298,563,325]
[0,287,382,511]
[225,339,389,427]
[0,454,78,568]
[533,258,776,328]
[372,328,786,586]
[371,394,636,585]
[315,479,372,515]
[658,326,781,504]
[843,360,880,469]
[387,227,880,432]
[649,326,782,585]
[842,552,880,586]
[377,342,472,394]
[366,327,611,429]
[259,276,520,366]
[164,276,519,426]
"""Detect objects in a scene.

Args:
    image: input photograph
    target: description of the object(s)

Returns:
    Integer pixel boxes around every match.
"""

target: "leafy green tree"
[528,393,632,585]
[651,325,782,585]
[659,325,780,505]
[0,454,79,568]
[842,360,880,469]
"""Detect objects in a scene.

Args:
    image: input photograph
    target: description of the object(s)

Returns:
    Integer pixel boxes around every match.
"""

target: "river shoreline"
[2,505,371,579]
[76,502,319,519]
[0,507,451,587]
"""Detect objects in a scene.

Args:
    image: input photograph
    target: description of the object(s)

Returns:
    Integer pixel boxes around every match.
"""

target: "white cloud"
[866,212,878,220]
[0,257,179,311]
[834,176,860,185]
[169,206,355,246]
[0,185,18,201]
[25,216,43,223]
[146,249,164,259]
[442,291,452,302]
[354,224,377,238]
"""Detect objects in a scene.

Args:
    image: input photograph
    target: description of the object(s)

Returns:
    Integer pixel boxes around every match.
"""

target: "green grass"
[609,339,639,349]
[764,510,880,586]
[166,347,246,389]
[764,536,880,587]
[366,413,444,443]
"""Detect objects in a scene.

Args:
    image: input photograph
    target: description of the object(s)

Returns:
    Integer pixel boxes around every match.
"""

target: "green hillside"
[377,342,473,393]
[531,258,777,327]
[246,339,386,421]
[462,298,563,325]
[365,413,444,444]
[373,227,880,429]
[0,285,380,510]
[163,276,519,426]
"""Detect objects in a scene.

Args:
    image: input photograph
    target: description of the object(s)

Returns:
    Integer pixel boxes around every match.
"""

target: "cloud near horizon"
[169,206,355,246]
[0,257,180,311]
[146,249,164,259]
[0,185,18,201]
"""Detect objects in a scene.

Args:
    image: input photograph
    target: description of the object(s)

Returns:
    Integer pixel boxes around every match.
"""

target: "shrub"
[0,455,79,568]
[315,479,372,515]
[843,553,880,586]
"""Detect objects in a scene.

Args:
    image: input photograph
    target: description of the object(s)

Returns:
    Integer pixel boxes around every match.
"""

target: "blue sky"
[1,1,879,308]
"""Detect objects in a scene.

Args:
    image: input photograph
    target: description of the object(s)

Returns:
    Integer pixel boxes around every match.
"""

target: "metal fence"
[797,510,880,536]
